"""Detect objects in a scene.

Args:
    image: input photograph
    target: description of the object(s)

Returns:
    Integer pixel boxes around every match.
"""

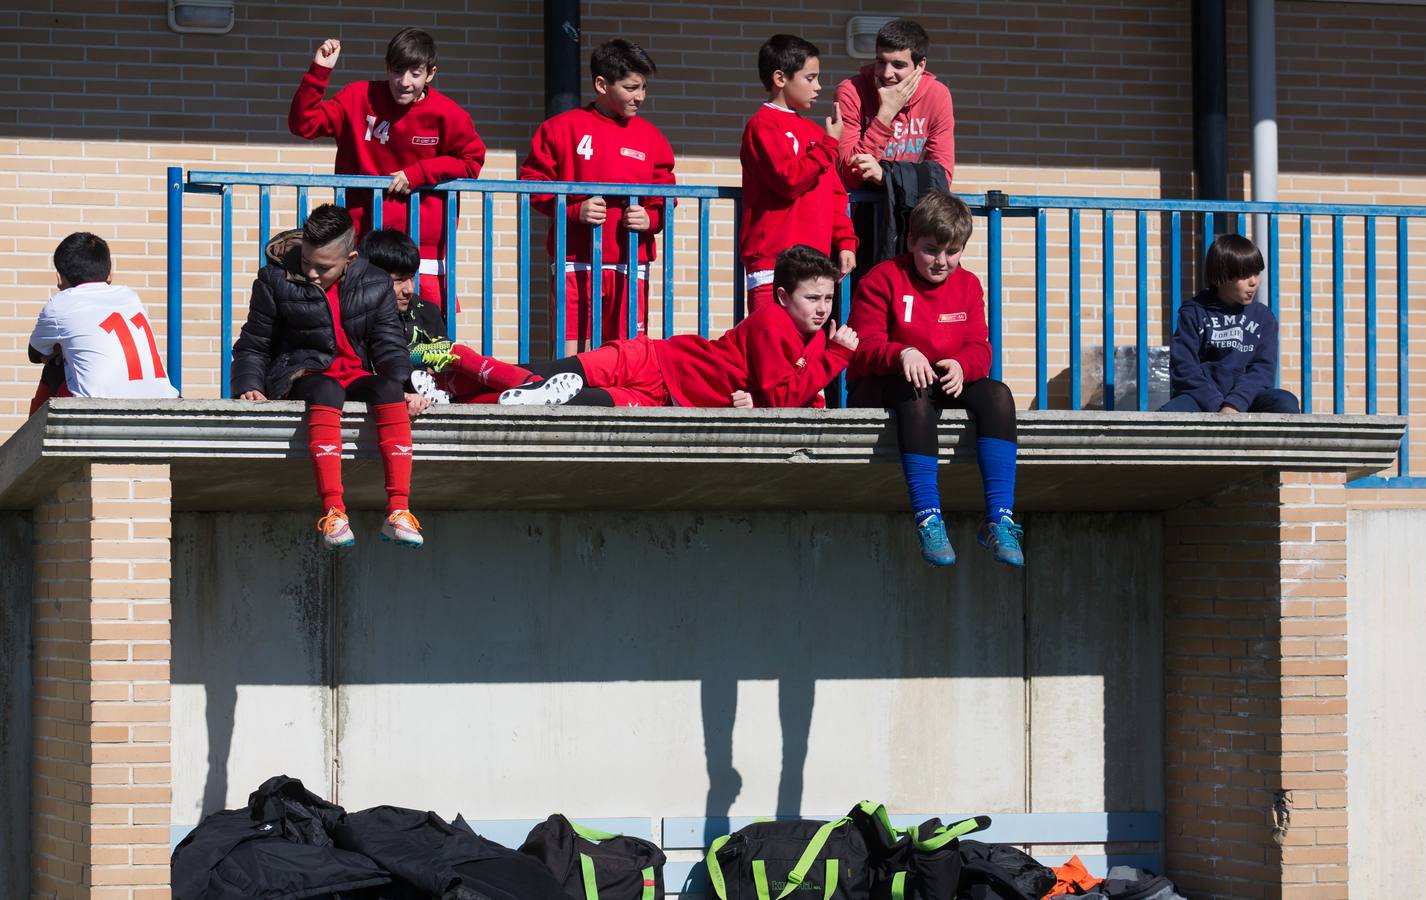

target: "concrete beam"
[0,400,1406,512]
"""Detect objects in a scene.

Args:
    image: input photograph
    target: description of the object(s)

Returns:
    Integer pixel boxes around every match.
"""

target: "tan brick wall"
[1164,471,1349,899]
[31,463,173,899]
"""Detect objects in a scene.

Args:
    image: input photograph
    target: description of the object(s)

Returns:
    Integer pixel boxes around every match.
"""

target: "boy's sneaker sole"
[498,372,583,406]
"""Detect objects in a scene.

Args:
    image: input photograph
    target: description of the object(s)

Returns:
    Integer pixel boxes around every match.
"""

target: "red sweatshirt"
[848,255,991,383]
[835,66,955,187]
[289,63,487,255]
[655,303,853,407]
[520,104,676,265]
[738,103,857,272]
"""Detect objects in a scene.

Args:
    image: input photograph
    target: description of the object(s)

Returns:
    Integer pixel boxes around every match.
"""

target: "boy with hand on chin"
[739,34,857,313]
[849,191,1022,569]
[289,28,486,312]
[520,39,677,355]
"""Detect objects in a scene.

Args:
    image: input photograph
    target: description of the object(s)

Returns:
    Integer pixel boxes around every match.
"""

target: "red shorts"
[576,336,670,407]
[556,266,649,344]
[29,378,73,416]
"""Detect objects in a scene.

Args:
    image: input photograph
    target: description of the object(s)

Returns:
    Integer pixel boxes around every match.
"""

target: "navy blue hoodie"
[1169,288,1280,411]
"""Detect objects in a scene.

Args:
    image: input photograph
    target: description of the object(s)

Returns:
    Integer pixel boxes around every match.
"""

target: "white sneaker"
[380,509,424,548]
[316,508,355,550]
[497,372,584,406]
[410,369,451,405]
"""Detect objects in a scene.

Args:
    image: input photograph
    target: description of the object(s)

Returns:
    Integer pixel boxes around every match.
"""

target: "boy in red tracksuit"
[835,18,955,188]
[849,191,1022,569]
[289,28,486,312]
[520,39,677,355]
[739,34,857,314]
[440,246,857,409]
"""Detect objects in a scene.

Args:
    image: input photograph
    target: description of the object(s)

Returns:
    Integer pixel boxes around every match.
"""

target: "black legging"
[851,376,1017,456]
[287,373,405,407]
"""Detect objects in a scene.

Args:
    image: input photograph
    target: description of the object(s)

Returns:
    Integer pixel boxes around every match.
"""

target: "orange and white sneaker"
[317,507,355,550]
[380,509,424,548]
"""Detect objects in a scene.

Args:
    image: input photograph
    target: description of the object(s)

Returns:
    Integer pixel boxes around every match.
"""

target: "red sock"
[444,344,534,393]
[374,402,413,512]
[306,404,345,512]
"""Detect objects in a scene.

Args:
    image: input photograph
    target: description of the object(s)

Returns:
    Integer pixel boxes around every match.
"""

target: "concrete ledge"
[0,400,1406,512]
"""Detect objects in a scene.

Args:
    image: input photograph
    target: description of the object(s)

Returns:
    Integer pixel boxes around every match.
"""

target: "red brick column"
[1163,471,1348,899]
[31,463,173,899]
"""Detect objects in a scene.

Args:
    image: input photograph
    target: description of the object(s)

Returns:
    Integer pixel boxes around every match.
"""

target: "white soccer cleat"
[380,509,424,548]
[497,372,584,406]
[316,508,356,550]
[410,369,451,405]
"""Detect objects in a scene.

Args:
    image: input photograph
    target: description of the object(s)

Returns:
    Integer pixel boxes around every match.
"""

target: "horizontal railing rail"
[167,168,1416,483]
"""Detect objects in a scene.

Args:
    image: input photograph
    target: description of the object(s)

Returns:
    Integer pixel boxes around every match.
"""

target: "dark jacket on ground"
[1168,288,1281,412]
[231,230,411,399]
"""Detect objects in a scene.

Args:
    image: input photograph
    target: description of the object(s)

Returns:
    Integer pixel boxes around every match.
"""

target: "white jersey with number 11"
[29,282,180,399]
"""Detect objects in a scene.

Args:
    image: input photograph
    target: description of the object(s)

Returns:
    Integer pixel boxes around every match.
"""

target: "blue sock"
[901,452,941,523]
[976,437,1017,522]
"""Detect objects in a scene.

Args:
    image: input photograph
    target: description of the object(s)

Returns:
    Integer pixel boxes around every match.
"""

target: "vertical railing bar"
[1135,209,1148,412]
[1203,211,1214,269]
[408,190,421,249]
[297,185,309,226]
[733,197,746,325]
[627,217,639,341]
[554,195,567,354]
[444,190,458,340]
[1103,209,1116,411]
[1301,214,1313,412]
[220,185,233,399]
[1365,216,1377,415]
[166,166,183,392]
[334,187,345,208]
[518,193,531,363]
[1170,211,1182,331]
[1069,208,1082,410]
[1332,214,1345,414]
[371,188,383,231]
[590,219,603,349]
[662,198,675,339]
[1269,213,1281,388]
[988,205,1003,382]
[837,268,851,408]
[1398,216,1410,476]
[1034,208,1048,409]
[258,185,271,269]
[481,192,494,356]
[697,199,710,339]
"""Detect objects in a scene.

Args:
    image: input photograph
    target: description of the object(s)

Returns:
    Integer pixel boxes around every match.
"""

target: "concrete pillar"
[1163,471,1348,899]
[31,463,173,899]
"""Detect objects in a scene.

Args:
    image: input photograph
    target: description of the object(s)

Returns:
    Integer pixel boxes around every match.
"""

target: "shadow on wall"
[1,512,34,898]
[172,509,1163,838]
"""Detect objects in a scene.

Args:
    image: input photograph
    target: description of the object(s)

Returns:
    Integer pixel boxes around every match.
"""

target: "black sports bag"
[520,813,666,900]
[707,818,871,900]
[849,802,990,900]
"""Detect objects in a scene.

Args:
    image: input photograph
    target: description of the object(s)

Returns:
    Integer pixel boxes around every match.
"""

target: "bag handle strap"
[889,871,906,900]
[856,801,906,842]
[569,817,623,842]
[910,815,990,851]
[706,834,733,900]
[640,865,656,900]
[822,859,839,900]
[776,817,850,900]
[579,852,600,900]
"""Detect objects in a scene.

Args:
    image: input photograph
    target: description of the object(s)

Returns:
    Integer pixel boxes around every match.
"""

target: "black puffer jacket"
[231,230,412,399]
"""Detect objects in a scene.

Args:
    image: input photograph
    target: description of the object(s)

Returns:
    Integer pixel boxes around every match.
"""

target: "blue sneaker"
[978,515,1025,568]
[915,514,957,567]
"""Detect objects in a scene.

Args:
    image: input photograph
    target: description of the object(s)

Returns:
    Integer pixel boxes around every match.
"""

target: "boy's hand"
[1218,404,1240,414]
[876,68,923,126]
[936,358,965,397]
[406,392,433,417]
[900,346,935,388]
[838,249,857,277]
[578,197,608,226]
[730,390,754,409]
[829,321,859,352]
[239,390,268,401]
[850,153,883,184]
[623,203,650,232]
[387,170,411,196]
[824,104,844,141]
[313,39,341,69]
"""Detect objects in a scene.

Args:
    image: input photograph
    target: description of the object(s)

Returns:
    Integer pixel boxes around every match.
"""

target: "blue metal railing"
[166,168,1418,483]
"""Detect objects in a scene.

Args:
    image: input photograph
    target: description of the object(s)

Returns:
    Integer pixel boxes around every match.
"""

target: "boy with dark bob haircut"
[849,191,1023,569]
[289,27,486,313]
[417,246,858,409]
[739,34,857,313]
[521,38,677,354]
[232,205,423,551]
[1161,233,1299,414]
[28,232,179,413]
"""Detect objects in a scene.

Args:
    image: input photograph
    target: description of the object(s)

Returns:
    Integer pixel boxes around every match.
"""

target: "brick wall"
[1163,470,1349,899]
[31,462,173,899]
